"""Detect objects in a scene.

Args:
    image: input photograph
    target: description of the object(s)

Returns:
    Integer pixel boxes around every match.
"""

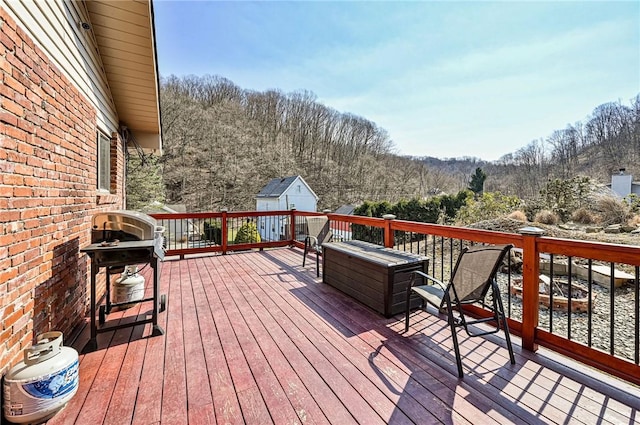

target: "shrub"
[625,194,640,214]
[534,210,559,225]
[594,195,631,226]
[234,221,261,244]
[455,192,522,225]
[202,220,222,243]
[628,214,640,228]
[507,210,527,222]
[571,208,598,225]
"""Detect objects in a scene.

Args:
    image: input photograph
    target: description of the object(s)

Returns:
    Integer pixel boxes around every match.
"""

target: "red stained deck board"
[226,254,414,425]
[190,262,244,425]
[181,263,214,410]
[102,322,148,425]
[258,249,630,425]
[212,262,311,424]
[201,256,356,425]
[199,257,272,424]
[220,259,388,425]
[198,256,330,425]
[45,248,640,425]
[160,260,189,424]
[249,252,481,425]
[131,261,172,425]
[244,253,462,425]
[296,250,594,424]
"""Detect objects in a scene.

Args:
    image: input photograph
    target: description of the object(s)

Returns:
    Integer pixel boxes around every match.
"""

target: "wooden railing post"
[519,226,545,352]
[221,208,228,255]
[382,214,396,248]
[290,208,297,245]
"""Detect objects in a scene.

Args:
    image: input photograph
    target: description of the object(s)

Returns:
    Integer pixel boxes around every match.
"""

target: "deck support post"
[221,208,228,254]
[382,214,396,248]
[290,208,297,246]
[519,226,545,352]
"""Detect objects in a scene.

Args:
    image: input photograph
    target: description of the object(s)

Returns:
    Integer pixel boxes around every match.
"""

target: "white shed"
[255,176,318,241]
[610,169,640,198]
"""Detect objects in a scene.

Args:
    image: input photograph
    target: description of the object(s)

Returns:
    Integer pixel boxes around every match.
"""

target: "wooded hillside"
[154,74,639,212]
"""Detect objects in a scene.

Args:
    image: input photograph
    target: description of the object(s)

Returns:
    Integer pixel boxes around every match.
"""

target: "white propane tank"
[113,265,145,305]
[3,331,79,424]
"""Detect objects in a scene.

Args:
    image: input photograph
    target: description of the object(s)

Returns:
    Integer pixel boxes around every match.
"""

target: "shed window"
[97,132,111,191]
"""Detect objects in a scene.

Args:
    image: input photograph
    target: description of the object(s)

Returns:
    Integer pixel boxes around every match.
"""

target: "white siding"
[2,0,118,133]
[282,176,317,212]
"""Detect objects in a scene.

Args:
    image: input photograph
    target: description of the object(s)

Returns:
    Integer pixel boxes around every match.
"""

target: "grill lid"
[91,210,161,242]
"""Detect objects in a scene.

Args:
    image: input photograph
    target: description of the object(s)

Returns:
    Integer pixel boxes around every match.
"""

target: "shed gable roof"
[256,176,318,200]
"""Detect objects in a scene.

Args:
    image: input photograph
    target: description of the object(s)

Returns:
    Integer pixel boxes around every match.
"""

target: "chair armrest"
[304,235,319,248]
[410,270,447,291]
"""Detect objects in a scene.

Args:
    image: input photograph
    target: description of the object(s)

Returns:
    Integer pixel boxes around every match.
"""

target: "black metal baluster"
[507,249,512,318]
[567,257,573,340]
[610,262,615,356]
[549,254,554,334]
[635,266,639,365]
[587,259,593,348]
[440,236,444,282]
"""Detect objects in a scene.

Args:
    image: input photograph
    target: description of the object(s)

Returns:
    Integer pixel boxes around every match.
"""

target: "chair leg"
[303,238,309,267]
[447,308,464,378]
[494,282,516,365]
[405,288,412,333]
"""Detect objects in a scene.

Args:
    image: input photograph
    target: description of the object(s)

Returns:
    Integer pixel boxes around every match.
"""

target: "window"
[97,132,111,191]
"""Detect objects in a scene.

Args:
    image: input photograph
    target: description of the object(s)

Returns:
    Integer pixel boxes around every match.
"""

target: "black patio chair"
[405,244,515,378]
[302,216,334,277]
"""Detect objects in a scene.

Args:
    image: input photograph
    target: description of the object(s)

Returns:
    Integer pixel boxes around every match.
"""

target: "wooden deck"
[46,248,640,425]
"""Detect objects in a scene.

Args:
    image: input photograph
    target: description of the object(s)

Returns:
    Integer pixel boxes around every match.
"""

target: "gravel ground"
[400,218,640,362]
[496,274,638,361]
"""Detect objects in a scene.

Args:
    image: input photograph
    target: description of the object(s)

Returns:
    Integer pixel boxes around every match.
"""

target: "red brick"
[2,304,23,330]
[0,112,18,126]
[13,163,33,176]
[13,187,32,197]
[0,55,9,73]
[15,43,34,71]
[0,135,17,150]
[3,73,25,95]
[0,211,20,223]
[2,174,23,185]
[7,50,27,74]
[3,125,27,142]
[8,242,28,257]
[0,30,15,51]
[1,98,23,116]
[15,94,33,114]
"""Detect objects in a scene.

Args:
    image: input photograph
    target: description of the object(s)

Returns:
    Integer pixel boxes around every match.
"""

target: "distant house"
[610,169,640,198]
[143,203,198,243]
[332,204,357,240]
[255,176,318,241]
[334,204,357,215]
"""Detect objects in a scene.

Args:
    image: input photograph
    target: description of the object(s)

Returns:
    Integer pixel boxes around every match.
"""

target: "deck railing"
[150,209,640,385]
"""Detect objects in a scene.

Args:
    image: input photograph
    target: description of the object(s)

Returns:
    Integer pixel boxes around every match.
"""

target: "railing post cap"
[322,209,331,213]
[518,226,545,236]
[221,208,228,212]
[382,214,396,220]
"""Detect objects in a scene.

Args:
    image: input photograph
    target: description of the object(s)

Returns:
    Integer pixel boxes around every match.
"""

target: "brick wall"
[0,7,123,373]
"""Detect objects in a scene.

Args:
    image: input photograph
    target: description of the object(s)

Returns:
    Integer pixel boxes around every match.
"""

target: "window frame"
[97,131,111,192]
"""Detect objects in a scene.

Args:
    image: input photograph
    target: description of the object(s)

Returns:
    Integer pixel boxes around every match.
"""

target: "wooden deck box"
[322,240,428,318]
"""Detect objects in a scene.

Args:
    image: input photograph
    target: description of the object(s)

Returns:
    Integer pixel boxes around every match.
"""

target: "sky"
[153,1,640,161]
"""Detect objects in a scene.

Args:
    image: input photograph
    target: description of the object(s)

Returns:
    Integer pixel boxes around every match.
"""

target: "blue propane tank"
[3,331,79,424]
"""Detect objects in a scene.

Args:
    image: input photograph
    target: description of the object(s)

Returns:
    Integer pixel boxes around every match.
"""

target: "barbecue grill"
[81,210,166,352]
